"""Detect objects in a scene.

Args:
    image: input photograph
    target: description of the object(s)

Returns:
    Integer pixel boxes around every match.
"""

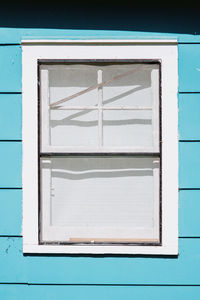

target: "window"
[22,40,178,254]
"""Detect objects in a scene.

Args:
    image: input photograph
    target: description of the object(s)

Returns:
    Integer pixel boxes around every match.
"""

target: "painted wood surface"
[0,237,200,284]
[0,46,21,92]
[179,142,200,188]
[179,44,200,92]
[0,190,22,236]
[0,94,21,140]
[0,19,199,298]
[1,284,200,300]
[2,29,198,45]
[0,27,200,44]
[179,190,200,237]
[0,142,21,188]
[179,93,200,140]
[0,238,26,283]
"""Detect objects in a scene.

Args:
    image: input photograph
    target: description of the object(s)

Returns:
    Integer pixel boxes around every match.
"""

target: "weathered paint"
[0,238,26,283]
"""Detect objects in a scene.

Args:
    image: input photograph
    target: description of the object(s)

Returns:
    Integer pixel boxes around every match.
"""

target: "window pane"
[43,64,98,107]
[103,110,153,148]
[40,62,159,151]
[41,156,160,243]
[102,64,159,108]
[50,109,98,147]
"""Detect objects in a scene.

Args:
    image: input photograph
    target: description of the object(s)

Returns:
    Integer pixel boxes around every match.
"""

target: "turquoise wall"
[0,4,200,299]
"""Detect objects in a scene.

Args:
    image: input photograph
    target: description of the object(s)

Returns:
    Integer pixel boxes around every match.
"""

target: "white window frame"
[22,39,178,255]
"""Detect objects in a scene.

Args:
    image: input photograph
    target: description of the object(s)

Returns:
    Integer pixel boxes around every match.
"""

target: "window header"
[21,39,178,45]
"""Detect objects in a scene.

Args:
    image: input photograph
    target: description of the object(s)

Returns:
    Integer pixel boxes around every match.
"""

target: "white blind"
[41,156,159,243]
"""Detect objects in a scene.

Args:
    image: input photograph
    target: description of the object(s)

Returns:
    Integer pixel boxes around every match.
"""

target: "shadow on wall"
[0,1,200,34]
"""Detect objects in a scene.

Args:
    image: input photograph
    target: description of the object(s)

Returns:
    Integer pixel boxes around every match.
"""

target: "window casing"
[22,40,178,254]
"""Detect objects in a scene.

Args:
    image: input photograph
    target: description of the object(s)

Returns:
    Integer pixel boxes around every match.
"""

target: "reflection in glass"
[102,64,157,107]
[50,109,98,147]
[48,64,98,107]
[103,110,152,148]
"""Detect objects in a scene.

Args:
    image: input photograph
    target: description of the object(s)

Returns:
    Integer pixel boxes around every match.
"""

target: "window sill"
[23,243,178,255]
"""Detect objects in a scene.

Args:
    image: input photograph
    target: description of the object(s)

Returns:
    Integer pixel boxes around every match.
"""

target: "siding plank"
[0,190,22,236]
[0,238,26,283]
[0,142,21,188]
[0,46,21,92]
[179,142,200,188]
[1,285,200,300]
[179,190,200,237]
[26,238,200,284]
[179,44,200,92]
[1,237,200,284]
[0,285,27,300]
[0,94,21,140]
[179,93,200,140]
[0,27,199,45]
[0,28,180,44]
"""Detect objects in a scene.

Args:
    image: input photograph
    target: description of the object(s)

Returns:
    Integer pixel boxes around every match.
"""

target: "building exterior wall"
[0,12,200,299]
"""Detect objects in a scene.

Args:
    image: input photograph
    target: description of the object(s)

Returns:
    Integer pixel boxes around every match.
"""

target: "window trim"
[22,39,178,255]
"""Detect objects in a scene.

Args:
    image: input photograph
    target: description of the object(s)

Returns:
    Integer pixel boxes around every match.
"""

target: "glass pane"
[102,63,159,107]
[40,62,159,150]
[43,64,98,107]
[50,109,98,147]
[41,156,160,243]
[103,110,153,148]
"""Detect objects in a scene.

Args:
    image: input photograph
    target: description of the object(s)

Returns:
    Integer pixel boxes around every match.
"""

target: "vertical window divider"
[41,69,50,151]
[151,66,159,152]
[97,69,103,148]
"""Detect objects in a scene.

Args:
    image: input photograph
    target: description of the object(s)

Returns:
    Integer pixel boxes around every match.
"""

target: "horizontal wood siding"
[0,30,199,298]
[179,93,200,140]
[1,285,200,300]
[0,28,190,44]
[1,238,200,284]
[0,142,21,188]
[0,190,22,236]
[179,44,200,92]
[0,238,26,283]
[179,190,200,237]
[179,142,200,188]
[0,94,21,140]
[0,46,21,92]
